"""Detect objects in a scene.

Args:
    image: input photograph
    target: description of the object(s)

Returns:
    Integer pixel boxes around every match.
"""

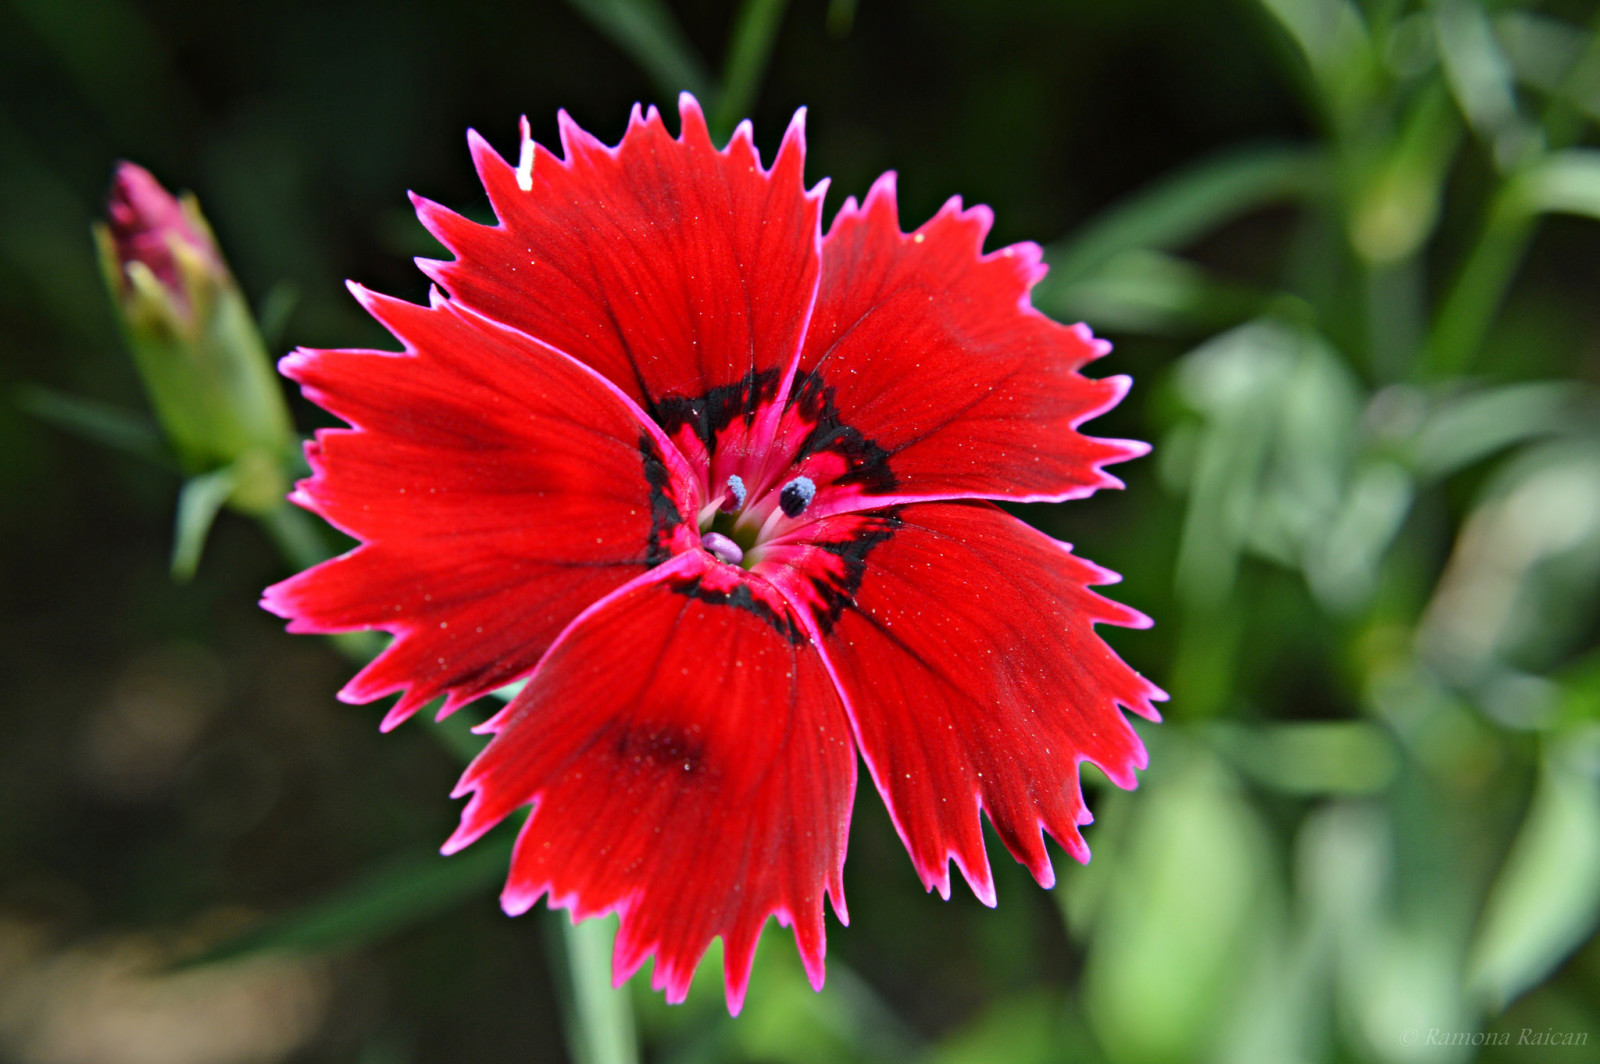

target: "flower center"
[696,474,816,569]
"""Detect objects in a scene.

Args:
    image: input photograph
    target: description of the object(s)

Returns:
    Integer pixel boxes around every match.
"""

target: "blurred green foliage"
[3,1,1599,1063]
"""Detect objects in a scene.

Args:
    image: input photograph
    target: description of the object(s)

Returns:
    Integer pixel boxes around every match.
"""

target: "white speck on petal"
[516,115,535,191]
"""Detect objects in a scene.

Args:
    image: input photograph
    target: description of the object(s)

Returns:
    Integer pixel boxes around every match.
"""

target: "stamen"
[722,474,746,512]
[702,532,744,565]
[778,476,816,518]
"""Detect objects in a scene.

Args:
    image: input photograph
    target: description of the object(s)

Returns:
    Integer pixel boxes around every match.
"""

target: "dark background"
[3,1,1599,1062]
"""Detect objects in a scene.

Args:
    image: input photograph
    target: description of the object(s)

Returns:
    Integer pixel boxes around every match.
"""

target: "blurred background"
[4,0,1600,1061]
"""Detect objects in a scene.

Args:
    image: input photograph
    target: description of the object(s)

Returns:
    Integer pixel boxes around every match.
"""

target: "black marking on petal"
[642,433,684,566]
[655,369,783,454]
[786,371,896,493]
[612,723,704,776]
[671,574,806,645]
[804,508,903,636]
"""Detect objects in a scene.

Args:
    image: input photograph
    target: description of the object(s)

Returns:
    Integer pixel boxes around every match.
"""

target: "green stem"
[713,0,791,138]
[1363,255,1425,382]
[1419,188,1533,379]
[556,916,639,1064]
[261,500,332,571]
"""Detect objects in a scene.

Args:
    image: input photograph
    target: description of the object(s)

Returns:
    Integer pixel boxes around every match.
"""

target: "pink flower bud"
[94,161,293,507]
[104,162,221,319]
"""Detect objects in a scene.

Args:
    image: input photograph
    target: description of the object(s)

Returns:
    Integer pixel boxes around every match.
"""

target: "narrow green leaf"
[1511,148,1600,219]
[1423,149,1600,377]
[171,466,239,582]
[1347,83,1463,265]
[564,0,714,103]
[1409,381,1590,479]
[1496,13,1591,106]
[1254,0,1379,127]
[1497,9,1600,150]
[1434,0,1539,169]
[14,384,173,466]
[1042,145,1326,287]
[825,0,857,38]
[1171,320,1310,608]
[1468,736,1600,1010]
[1039,249,1278,337]
[1206,721,1400,795]
[714,0,792,138]
[256,281,301,351]
[261,500,335,572]
[181,835,513,968]
[1305,460,1414,613]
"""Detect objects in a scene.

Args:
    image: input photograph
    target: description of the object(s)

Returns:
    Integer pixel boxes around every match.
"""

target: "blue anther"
[778,476,816,518]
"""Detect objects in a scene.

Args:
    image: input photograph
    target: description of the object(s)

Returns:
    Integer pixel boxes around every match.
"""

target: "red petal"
[414,95,824,469]
[764,502,1163,904]
[261,288,698,728]
[792,174,1145,517]
[445,552,854,1013]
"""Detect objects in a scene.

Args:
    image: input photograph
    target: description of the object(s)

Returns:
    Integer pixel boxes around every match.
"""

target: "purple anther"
[702,532,744,565]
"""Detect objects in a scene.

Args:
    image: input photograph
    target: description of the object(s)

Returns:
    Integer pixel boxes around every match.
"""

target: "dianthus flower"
[264,96,1164,1012]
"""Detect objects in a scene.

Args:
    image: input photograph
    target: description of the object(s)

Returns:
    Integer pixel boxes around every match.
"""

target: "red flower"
[263,96,1164,1012]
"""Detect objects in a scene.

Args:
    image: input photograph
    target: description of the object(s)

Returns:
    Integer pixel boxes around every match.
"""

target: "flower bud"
[95,162,293,513]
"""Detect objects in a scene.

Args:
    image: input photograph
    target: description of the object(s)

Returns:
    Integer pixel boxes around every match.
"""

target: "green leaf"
[1423,150,1600,377]
[1468,733,1600,1010]
[1304,459,1414,613]
[170,466,239,582]
[1253,0,1378,127]
[180,835,514,968]
[256,280,300,351]
[1408,380,1591,479]
[260,500,335,571]
[1347,82,1463,264]
[564,0,714,103]
[1042,145,1326,288]
[1171,320,1359,608]
[714,0,792,138]
[14,384,173,466]
[1082,751,1277,1064]
[930,991,1086,1064]
[1434,0,1539,169]
[1207,721,1401,795]
[1040,249,1280,337]
[1496,11,1600,141]
[1511,148,1600,219]
[1421,439,1600,674]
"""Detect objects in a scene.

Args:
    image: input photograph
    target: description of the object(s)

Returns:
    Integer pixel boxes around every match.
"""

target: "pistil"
[702,532,744,565]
